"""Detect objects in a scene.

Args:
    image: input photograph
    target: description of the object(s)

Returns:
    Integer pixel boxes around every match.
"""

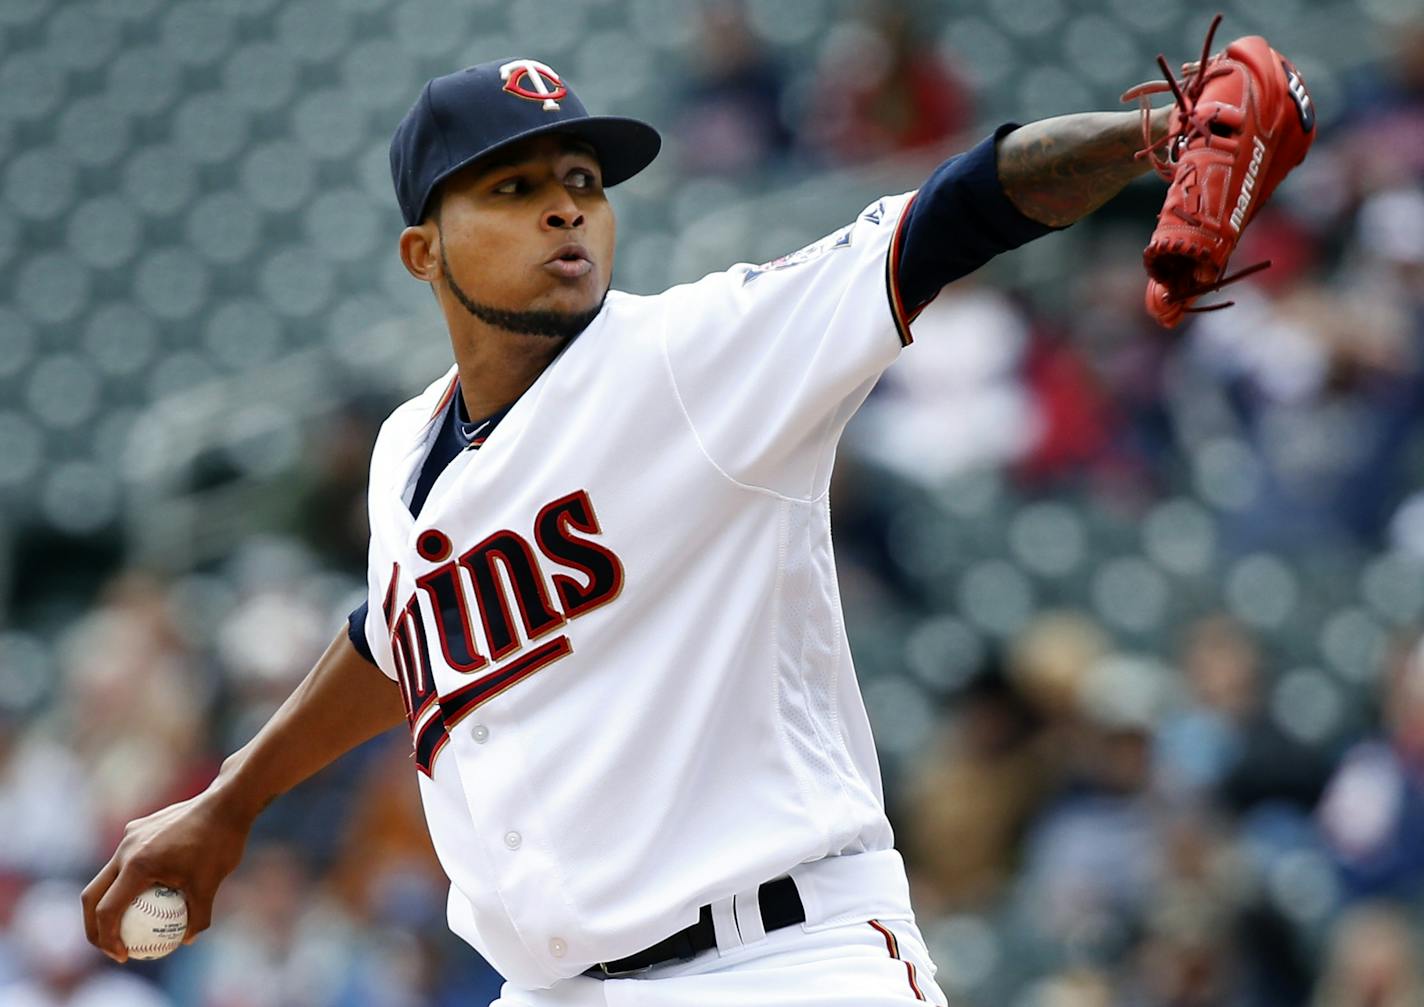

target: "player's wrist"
[205,754,275,826]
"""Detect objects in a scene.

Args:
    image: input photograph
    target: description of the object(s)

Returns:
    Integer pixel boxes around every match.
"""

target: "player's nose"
[544,212,583,231]
[541,193,584,231]
[542,208,584,230]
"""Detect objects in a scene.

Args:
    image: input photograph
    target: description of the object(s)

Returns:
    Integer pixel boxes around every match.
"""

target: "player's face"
[434,135,614,322]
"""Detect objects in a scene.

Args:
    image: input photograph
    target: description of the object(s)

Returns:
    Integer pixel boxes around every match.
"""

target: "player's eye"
[492,177,523,195]
[567,168,597,190]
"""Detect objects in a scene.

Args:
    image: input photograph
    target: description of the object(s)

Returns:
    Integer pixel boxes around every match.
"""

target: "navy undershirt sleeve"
[894,122,1063,315]
[348,600,375,665]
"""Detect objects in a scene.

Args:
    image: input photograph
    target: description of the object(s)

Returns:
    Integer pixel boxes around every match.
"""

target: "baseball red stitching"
[128,942,179,956]
[131,894,186,921]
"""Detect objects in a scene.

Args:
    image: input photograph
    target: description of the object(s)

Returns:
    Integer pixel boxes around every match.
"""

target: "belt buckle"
[594,961,654,979]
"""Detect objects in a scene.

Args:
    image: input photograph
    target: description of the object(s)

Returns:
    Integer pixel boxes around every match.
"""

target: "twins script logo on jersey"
[385,488,624,774]
[500,59,567,111]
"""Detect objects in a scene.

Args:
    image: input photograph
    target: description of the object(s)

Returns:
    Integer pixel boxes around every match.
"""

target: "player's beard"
[440,242,607,342]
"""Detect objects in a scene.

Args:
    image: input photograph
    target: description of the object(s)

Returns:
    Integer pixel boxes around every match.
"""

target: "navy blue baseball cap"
[390,57,662,227]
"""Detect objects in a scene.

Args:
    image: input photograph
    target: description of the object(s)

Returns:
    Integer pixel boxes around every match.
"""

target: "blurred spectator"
[210,537,342,752]
[1156,614,1330,814]
[1127,905,1245,1007]
[329,740,448,929]
[0,714,98,880]
[54,574,211,848]
[0,881,170,1007]
[1019,653,1172,958]
[801,5,972,165]
[1006,610,1110,732]
[1184,200,1424,549]
[163,843,362,1007]
[1317,634,1424,901]
[1154,615,1255,798]
[216,587,328,750]
[294,406,383,576]
[671,1,794,177]
[902,663,1044,912]
[1021,969,1114,1007]
[1119,810,1257,1007]
[1310,902,1424,1007]
[1025,231,1189,500]
[1015,321,1123,494]
[1337,18,1424,189]
[850,282,1036,484]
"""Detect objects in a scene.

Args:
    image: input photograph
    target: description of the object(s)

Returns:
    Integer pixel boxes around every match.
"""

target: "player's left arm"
[995,106,1173,227]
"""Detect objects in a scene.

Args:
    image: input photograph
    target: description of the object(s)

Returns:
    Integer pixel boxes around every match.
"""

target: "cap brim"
[520,116,662,188]
[420,115,661,220]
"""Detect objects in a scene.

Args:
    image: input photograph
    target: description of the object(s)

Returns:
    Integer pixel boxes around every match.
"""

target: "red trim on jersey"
[410,692,438,727]
[382,563,402,633]
[429,374,460,423]
[458,529,567,662]
[533,489,625,620]
[488,531,567,641]
[415,562,490,675]
[885,194,921,348]
[392,601,439,726]
[868,920,927,1001]
[422,727,451,777]
[439,635,573,731]
[417,528,453,563]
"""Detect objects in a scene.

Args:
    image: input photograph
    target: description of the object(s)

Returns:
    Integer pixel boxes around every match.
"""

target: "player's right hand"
[81,789,254,962]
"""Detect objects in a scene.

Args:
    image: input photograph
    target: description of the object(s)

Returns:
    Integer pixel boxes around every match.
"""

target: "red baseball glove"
[1122,14,1317,327]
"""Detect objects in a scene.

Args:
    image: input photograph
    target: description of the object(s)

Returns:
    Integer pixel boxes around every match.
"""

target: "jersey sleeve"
[660,125,1057,499]
[659,191,913,499]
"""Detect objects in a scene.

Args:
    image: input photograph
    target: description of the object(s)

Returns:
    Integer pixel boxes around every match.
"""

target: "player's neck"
[448,322,566,421]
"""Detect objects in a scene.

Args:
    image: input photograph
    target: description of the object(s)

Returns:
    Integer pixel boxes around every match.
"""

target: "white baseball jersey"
[360,191,924,990]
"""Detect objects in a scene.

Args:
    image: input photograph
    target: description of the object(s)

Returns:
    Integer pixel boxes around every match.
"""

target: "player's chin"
[534,268,604,307]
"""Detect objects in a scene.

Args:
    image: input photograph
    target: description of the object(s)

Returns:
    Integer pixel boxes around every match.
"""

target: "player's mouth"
[543,243,593,279]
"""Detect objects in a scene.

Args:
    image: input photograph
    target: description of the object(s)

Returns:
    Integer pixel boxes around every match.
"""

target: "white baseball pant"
[490,913,947,1007]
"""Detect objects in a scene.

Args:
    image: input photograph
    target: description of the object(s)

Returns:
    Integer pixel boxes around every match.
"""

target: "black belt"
[588,876,805,978]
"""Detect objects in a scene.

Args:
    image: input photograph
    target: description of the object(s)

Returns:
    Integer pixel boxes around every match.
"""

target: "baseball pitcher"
[83,22,1315,1005]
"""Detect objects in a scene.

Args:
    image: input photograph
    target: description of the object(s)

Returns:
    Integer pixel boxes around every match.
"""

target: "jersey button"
[504,830,522,850]
[548,938,567,958]
[471,724,489,743]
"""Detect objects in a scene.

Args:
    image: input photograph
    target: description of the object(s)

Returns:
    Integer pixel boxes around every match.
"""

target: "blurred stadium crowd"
[3,0,1424,1005]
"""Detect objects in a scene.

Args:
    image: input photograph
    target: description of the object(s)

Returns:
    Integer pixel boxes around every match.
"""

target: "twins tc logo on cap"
[500,59,567,111]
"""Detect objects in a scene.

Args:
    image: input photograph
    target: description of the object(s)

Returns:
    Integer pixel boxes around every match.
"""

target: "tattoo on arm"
[996,107,1172,227]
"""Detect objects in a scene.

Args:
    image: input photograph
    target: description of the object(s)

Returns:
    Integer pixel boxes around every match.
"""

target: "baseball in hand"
[119,885,188,960]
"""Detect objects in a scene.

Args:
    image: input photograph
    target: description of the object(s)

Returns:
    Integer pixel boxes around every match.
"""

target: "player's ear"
[399,224,441,283]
